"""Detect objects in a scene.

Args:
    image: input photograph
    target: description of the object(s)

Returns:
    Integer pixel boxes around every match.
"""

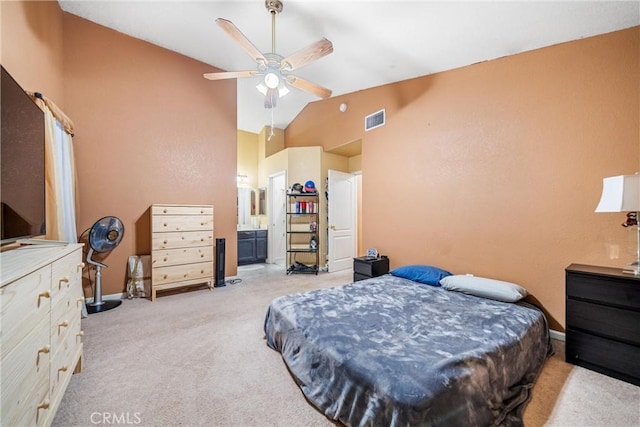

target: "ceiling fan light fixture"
[257,73,289,100]
[256,81,267,96]
[278,83,290,98]
[264,72,280,89]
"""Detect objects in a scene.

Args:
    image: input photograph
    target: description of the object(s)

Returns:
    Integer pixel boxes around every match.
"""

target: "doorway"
[268,170,287,266]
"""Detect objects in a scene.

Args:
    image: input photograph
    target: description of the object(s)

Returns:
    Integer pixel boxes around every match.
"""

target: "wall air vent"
[365,109,385,131]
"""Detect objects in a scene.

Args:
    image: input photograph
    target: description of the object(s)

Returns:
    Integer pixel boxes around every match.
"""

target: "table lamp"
[595,174,640,275]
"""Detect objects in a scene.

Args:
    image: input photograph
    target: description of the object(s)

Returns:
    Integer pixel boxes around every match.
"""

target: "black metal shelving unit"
[286,192,319,275]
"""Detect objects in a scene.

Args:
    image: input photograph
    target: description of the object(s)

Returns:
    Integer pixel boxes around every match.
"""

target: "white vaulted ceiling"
[58,1,639,133]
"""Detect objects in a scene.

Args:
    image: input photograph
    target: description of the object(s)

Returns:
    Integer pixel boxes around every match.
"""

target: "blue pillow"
[390,264,452,286]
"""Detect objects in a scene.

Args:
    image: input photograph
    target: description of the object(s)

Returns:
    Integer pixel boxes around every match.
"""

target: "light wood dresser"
[150,204,214,301]
[0,243,84,427]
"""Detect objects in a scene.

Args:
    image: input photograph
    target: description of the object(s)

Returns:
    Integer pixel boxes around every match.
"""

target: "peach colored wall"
[63,14,238,297]
[286,27,640,330]
[238,130,259,189]
[1,1,65,106]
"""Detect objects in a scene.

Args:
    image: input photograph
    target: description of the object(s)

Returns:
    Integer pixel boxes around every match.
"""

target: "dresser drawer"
[0,265,51,359]
[566,328,640,384]
[1,316,51,427]
[151,262,213,286]
[152,215,213,233]
[152,205,213,216]
[50,249,83,304]
[152,231,214,250]
[50,316,82,402]
[152,246,214,268]
[50,299,81,355]
[566,272,640,310]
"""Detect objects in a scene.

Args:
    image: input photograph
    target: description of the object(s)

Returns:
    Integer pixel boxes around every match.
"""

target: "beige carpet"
[53,264,640,427]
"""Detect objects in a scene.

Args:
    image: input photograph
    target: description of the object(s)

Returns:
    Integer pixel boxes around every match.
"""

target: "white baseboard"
[549,329,566,341]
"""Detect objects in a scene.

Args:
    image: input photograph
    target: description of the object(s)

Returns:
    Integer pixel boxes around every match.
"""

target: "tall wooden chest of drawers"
[150,204,214,301]
[565,264,640,386]
[1,243,84,427]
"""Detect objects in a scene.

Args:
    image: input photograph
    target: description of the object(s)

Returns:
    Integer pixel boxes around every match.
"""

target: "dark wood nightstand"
[353,256,389,282]
[565,264,640,386]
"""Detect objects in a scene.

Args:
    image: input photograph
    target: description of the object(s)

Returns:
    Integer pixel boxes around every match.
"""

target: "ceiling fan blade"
[281,38,333,71]
[203,70,257,80]
[286,75,332,99]
[216,18,267,65]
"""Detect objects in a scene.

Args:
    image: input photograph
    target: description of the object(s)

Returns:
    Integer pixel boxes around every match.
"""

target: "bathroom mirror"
[250,189,256,216]
[258,188,266,215]
[237,187,252,228]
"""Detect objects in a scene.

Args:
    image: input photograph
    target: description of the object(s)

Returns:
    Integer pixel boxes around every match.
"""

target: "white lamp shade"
[595,175,640,212]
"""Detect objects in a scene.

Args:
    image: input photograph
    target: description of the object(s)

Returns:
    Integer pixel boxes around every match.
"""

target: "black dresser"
[565,264,640,386]
[353,256,389,282]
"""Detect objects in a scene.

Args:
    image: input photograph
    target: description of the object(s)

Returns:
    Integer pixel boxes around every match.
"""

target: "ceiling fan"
[203,0,333,108]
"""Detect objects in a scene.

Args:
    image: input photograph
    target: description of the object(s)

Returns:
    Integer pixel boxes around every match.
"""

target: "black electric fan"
[85,216,124,314]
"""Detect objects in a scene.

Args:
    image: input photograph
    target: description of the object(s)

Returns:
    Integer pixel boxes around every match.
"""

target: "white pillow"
[439,274,528,302]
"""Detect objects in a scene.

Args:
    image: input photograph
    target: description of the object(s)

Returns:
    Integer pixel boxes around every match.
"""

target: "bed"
[264,273,552,426]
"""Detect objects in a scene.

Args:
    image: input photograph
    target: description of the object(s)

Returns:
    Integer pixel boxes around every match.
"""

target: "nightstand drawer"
[354,273,371,282]
[566,299,640,346]
[566,272,640,310]
[566,329,640,384]
[353,257,389,277]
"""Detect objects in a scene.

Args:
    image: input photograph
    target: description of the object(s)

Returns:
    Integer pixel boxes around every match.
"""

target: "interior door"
[269,171,287,266]
[328,170,356,272]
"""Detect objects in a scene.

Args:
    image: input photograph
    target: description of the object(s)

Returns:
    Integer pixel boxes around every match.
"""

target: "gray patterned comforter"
[264,274,552,427]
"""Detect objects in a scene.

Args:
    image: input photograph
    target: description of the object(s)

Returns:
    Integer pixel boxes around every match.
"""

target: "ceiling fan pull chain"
[268,110,275,141]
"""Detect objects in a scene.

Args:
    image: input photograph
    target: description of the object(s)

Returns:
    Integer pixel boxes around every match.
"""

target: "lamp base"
[86,299,122,314]
[622,260,640,276]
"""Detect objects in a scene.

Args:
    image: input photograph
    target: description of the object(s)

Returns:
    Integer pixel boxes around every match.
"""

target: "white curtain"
[50,114,78,242]
[30,93,78,243]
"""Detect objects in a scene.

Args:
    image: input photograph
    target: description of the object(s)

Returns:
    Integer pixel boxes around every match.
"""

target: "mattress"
[264,274,552,426]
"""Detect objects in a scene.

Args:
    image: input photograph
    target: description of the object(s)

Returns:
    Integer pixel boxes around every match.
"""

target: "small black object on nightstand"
[353,256,389,282]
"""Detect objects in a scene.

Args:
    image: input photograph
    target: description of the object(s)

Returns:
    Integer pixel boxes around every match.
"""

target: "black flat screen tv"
[1,65,46,245]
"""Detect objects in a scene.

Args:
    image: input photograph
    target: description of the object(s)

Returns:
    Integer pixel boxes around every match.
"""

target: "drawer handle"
[59,276,70,289]
[163,209,168,213]
[37,399,50,411]
[57,365,68,380]
[77,262,85,271]
[38,290,51,306]
[37,345,50,365]
[77,297,84,307]
[77,331,84,342]
[163,240,168,244]
[58,320,69,334]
